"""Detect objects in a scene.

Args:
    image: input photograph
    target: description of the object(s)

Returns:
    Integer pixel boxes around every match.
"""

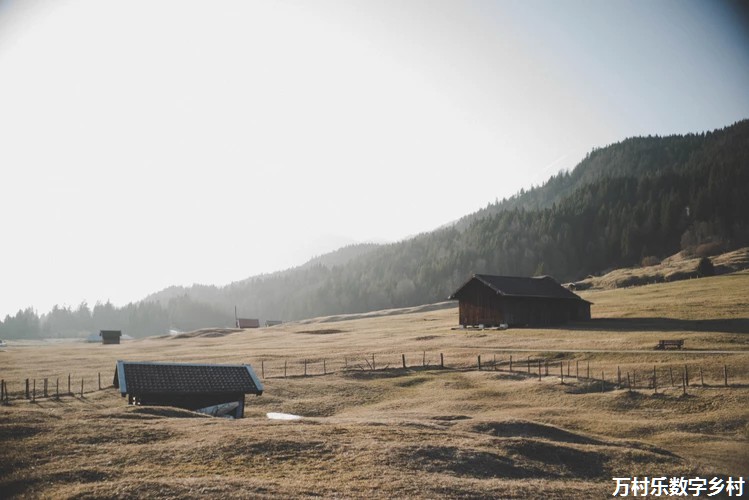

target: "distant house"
[236,318,260,329]
[265,320,283,327]
[449,274,591,327]
[113,360,263,418]
[100,330,122,344]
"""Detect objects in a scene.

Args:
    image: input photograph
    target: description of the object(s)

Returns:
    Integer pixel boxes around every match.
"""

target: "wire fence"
[0,352,740,405]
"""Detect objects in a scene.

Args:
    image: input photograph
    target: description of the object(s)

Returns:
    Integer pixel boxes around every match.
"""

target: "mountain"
[141,119,749,324]
[3,119,748,338]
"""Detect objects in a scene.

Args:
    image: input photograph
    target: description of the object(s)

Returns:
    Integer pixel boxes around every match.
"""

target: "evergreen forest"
[2,120,747,338]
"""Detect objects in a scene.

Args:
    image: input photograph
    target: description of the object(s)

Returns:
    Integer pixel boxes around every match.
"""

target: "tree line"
[2,119,748,338]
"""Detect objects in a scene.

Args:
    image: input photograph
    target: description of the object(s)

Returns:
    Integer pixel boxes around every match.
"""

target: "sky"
[1,0,748,318]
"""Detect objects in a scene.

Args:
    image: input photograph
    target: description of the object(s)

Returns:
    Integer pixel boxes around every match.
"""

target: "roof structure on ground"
[449,274,590,302]
[114,360,263,396]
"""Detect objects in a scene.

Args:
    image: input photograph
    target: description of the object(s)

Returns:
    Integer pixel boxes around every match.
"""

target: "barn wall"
[455,280,590,327]
[456,280,505,326]
[135,392,245,412]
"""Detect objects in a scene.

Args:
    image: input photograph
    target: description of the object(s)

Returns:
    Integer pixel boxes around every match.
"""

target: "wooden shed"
[113,360,263,418]
[100,330,122,344]
[449,274,591,328]
[236,318,260,329]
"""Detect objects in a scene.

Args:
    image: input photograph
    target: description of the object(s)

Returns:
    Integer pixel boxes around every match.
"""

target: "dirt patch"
[394,445,533,479]
[394,376,430,388]
[432,415,472,422]
[295,329,345,335]
[502,439,607,478]
[94,406,211,420]
[465,419,602,445]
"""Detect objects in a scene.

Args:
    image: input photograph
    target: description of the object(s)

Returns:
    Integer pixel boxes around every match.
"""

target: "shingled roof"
[449,274,590,302]
[114,361,263,396]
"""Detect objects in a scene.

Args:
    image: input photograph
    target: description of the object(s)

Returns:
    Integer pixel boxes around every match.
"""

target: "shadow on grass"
[566,317,749,334]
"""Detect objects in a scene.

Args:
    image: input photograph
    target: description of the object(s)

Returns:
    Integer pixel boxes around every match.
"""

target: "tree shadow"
[566,317,749,334]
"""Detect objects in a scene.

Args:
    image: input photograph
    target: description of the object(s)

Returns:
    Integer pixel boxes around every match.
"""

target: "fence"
[0,353,739,404]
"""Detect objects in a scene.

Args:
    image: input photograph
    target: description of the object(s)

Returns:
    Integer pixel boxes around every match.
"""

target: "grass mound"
[464,418,602,445]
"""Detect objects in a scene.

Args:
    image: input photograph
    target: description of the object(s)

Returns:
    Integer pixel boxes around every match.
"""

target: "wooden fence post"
[527,357,531,373]
[402,354,406,369]
[724,365,728,387]
[509,355,513,372]
[587,361,590,380]
[567,361,570,377]
[44,378,48,398]
[56,378,59,400]
[576,361,579,379]
[323,359,326,375]
[261,360,265,379]
[601,371,605,393]
[538,360,542,381]
[682,372,687,395]
[372,354,375,371]
[81,378,84,398]
[478,355,482,371]
[440,353,444,368]
[284,361,287,379]
[304,359,307,377]
[560,361,564,384]
[1,380,4,402]
[68,374,71,395]
[669,367,674,387]
[617,366,621,387]
[98,372,101,390]
[32,379,36,402]
[423,351,426,367]
[25,378,29,400]
[684,364,689,387]
[700,367,704,387]
[653,366,657,394]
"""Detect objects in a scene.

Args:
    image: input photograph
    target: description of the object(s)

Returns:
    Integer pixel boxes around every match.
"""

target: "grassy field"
[1,271,748,498]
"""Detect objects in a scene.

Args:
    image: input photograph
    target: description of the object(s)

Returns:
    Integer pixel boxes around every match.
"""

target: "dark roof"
[114,361,263,396]
[449,274,591,303]
[236,318,260,328]
[100,330,121,337]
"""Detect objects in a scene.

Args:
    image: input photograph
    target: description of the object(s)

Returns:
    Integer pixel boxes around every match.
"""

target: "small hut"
[449,274,591,328]
[236,318,260,329]
[100,330,122,345]
[113,360,263,418]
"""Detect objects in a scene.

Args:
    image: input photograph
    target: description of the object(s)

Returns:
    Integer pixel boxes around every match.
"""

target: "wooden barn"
[236,318,260,329]
[113,360,263,418]
[449,274,591,327]
[100,330,122,344]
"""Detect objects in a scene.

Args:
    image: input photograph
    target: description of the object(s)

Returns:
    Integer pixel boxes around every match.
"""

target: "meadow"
[1,271,748,498]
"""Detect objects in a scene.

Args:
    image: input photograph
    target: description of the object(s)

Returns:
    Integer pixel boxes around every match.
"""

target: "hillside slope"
[3,120,747,338]
[144,120,749,323]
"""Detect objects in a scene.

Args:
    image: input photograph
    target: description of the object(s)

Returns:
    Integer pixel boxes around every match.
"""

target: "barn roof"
[113,360,263,396]
[236,318,260,328]
[449,274,591,303]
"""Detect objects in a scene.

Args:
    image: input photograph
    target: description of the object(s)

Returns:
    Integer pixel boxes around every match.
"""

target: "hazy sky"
[1,0,748,318]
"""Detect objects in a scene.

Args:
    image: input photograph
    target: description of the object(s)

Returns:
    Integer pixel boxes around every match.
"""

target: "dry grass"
[1,272,748,498]
[576,247,749,290]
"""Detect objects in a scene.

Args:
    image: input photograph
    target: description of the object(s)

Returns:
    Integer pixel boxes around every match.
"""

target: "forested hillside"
[2,120,747,338]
